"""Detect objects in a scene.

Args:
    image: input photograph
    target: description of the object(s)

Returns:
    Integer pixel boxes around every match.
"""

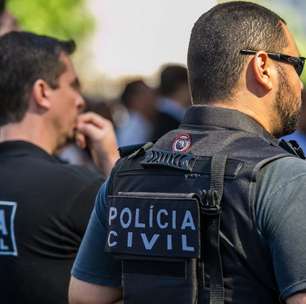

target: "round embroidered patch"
[172,133,192,152]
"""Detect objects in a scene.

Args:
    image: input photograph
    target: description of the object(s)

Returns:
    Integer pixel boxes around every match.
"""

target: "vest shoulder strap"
[199,152,227,304]
[279,139,305,159]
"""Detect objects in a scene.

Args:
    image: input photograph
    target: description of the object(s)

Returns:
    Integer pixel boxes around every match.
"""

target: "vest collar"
[180,105,278,145]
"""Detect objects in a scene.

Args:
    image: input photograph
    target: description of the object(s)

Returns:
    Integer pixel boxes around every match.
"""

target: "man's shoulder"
[255,156,306,301]
[0,141,102,185]
[260,156,306,182]
[55,162,102,183]
[22,155,103,192]
[30,153,102,184]
[257,156,306,197]
[256,156,306,226]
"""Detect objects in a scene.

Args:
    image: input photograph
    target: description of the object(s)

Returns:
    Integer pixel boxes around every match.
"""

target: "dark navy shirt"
[72,156,306,300]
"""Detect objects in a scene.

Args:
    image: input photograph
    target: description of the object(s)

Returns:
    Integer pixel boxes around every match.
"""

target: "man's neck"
[0,116,57,154]
[205,97,275,136]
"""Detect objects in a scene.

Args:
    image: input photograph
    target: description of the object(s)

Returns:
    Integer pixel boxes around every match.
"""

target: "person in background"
[0,31,118,304]
[152,64,191,139]
[58,96,115,174]
[282,89,306,152]
[117,79,156,146]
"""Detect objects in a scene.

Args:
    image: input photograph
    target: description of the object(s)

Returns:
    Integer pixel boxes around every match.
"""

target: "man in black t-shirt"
[0,32,119,304]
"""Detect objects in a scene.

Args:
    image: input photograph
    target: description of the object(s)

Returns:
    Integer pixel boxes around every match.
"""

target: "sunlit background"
[7,0,306,98]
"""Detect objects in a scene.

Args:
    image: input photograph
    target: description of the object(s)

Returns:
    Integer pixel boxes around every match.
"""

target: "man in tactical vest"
[69,2,306,304]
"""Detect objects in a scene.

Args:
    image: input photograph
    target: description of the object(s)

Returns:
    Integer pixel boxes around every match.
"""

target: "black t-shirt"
[0,140,103,304]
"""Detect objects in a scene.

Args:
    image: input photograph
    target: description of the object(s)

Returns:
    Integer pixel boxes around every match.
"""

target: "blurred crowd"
[58,64,192,170]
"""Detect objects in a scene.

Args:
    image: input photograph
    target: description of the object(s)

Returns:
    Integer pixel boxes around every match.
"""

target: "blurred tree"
[7,0,94,41]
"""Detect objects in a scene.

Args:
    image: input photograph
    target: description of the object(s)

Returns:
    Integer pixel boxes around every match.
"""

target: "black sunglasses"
[240,49,306,77]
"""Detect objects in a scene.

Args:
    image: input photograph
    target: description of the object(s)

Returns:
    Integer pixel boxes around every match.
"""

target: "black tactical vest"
[105,106,297,304]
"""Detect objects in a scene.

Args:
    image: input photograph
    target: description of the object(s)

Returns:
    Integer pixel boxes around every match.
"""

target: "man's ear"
[31,79,53,110]
[252,51,273,91]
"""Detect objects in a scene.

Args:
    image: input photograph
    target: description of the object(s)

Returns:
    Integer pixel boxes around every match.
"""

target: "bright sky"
[87,0,216,78]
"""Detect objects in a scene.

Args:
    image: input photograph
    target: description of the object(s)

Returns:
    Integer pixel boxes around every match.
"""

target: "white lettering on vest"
[0,202,18,256]
[0,239,8,250]
[156,209,168,229]
[135,208,145,228]
[120,208,132,228]
[141,233,159,250]
[182,234,194,252]
[167,234,173,250]
[127,232,133,248]
[0,210,8,235]
[108,207,117,225]
[149,205,154,228]
[107,230,118,247]
[181,211,196,230]
[172,210,176,229]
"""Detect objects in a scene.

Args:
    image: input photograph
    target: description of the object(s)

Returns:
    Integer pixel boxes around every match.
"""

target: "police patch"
[0,201,17,256]
[105,192,200,258]
[172,134,192,153]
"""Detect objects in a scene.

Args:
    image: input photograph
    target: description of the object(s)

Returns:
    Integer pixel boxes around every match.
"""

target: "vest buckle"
[199,190,221,216]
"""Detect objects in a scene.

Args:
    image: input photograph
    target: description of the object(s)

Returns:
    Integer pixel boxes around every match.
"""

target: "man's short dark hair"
[0,31,75,126]
[159,64,188,97]
[187,1,288,104]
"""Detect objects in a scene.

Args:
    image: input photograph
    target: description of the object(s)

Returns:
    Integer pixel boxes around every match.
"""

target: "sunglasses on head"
[240,49,305,77]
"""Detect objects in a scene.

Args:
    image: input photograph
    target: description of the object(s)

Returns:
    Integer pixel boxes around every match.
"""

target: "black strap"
[279,139,305,159]
[200,153,227,304]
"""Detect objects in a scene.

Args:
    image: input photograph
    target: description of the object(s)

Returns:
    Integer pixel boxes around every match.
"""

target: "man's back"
[70,106,306,304]
[0,141,102,304]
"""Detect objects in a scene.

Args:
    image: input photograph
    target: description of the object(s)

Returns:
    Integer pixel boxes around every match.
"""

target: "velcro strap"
[140,149,242,177]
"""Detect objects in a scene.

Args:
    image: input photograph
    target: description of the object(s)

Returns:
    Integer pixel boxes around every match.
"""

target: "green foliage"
[7,0,94,41]
[296,36,306,84]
